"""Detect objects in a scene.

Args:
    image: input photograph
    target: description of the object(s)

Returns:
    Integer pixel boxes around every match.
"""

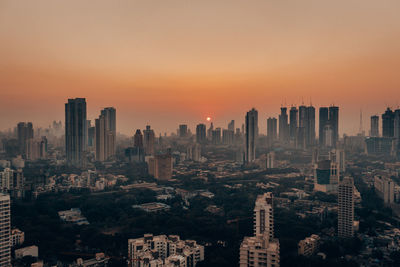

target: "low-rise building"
[298,234,320,256]
[11,228,24,247]
[15,245,38,259]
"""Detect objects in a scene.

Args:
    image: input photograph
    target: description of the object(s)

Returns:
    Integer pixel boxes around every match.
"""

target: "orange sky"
[1,0,400,135]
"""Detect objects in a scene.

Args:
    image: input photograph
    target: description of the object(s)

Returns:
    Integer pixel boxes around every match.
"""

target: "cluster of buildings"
[128,234,204,267]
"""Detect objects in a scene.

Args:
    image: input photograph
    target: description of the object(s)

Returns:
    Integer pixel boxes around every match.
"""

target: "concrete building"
[196,124,206,144]
[143,126,155,155]
[0,194,11,266]
[370,115,379,137]
[266,152,275,169]
[245,108,258,163]
[298,234,320,256]
[382,108,395,138]
[179,124,188,138]
[128,234,204,267]
[240,193,280,267]
[267,117,277,143]
[73,253,109,267]
[65,98,87,167]
[17,122,33,156]
[374,175,395,205]
[279,107,289,144]
[148,153,173,180]
[338,177,354,238]
[15,245,38,259]
[314,160,339,193]
[11,228,25,247]
[95,107,116,162]
[329,149,346,173]
[222,129,234,145]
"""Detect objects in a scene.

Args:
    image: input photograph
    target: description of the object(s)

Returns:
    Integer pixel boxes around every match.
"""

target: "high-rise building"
[26,137,47,161]
[266,152,275,169]
[0,193,11,266]
[240,193,280,267]
[370,115,379,137]
[267,117,277,142]
[314,159,339,193]
[17,122,33,156]
[228,120,235,132]
[306,106,316,147]
[279,107,289,143]
[395,109,400,156]
[319,107,329,147]
[143,125,155,155]
[329,106,339,147]
[148,153,173,180]
[95,107,116,162]
[382,108,395,138]
[338,176,354,238]
[289,107,298,142]
[65,98,87,166]
[196,124,206,144]
[222,129,234,145]
[374,176,395,205]
[329,149,346,173]
[212,128,222,145]
[133,129,144,148]
[245,108,258,163]
[179,124,188,138]
[207,123,214,141]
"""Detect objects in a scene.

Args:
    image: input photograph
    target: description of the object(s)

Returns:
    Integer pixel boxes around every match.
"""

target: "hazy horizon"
[1,0,400,135]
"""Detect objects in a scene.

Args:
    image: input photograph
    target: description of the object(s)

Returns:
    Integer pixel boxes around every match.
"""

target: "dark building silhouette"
[267,117,277,142]
[17,122,33,156]
[65,98,87,167]
[279,107,289,143]
[382,108,395,138]
[370,115,379,137]
[196,124,206,144]
[245,108,258,162]
[319,107,329,147]
[329,106,339,147]
[179,124,188,138]
[289,107,298,142]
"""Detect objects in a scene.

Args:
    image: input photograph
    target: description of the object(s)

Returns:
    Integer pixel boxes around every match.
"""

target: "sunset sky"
[1,0,400,136]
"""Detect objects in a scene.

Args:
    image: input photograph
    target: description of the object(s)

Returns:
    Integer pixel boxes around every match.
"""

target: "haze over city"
[2,1,400,267]
[1,0,400,134]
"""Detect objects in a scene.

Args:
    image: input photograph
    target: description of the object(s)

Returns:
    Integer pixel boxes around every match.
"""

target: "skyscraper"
[0,193,11,266]
[370,115,379,137]
[222,129,234,145]
[95,107,116,162]
[178,124,188,138]
[338,176,354,238]
[65,98,87,166]
[319,106,339,147]
[306,106,316,147]
[279,107,289,143]
[228,120,235,132]
[133,129,144,148]
[17,122,33,156]
[267,117,277,142]
[143,125,155,155]
[329,106,339,147]
[240,193,280,267]
[245,108,258,163]
[319,107,329,147]
[382,108,395,138]
[196,124,206,144]
[289,107,298,143]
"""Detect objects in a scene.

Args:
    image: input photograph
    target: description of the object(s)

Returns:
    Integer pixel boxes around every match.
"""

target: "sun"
[206,117,211,122]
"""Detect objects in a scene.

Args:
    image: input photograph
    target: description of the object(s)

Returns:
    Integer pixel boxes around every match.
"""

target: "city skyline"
[1,1,400,135]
